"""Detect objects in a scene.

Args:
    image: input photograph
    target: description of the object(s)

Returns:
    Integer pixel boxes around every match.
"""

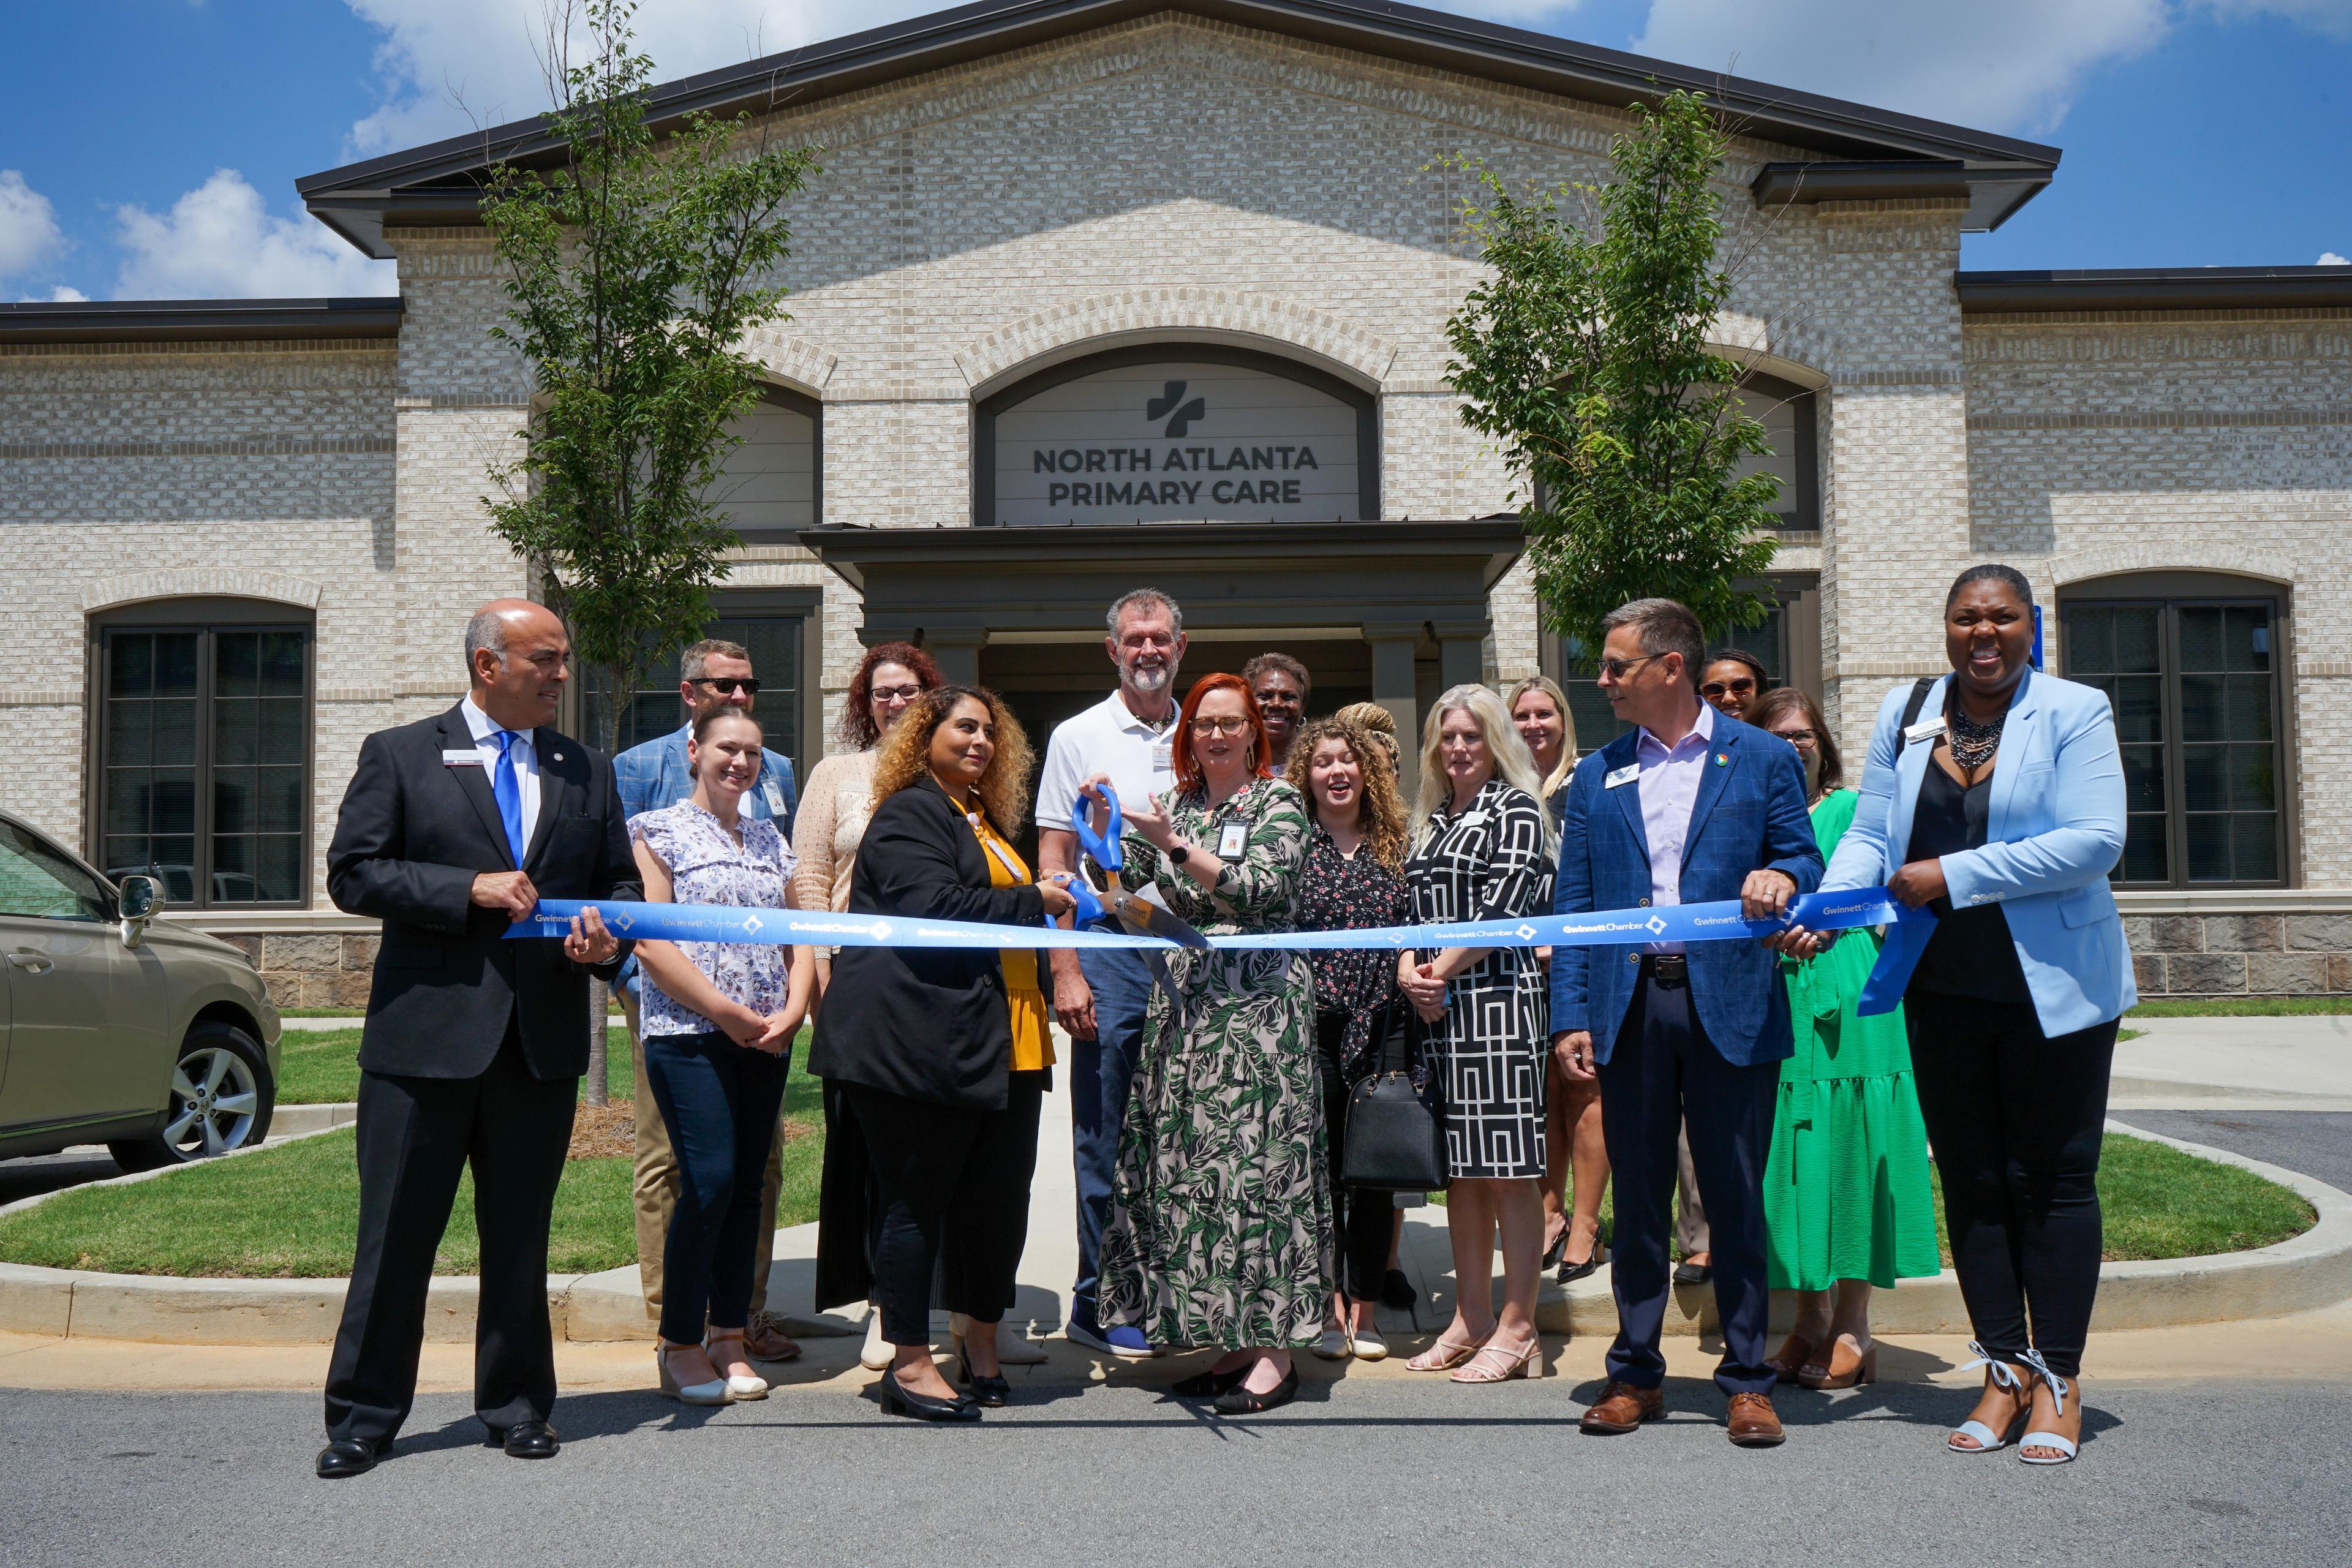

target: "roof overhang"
[301,0,2059,257]
[1956,267,2352,313]
[1751,159,2049,233]
[0,297,404,345]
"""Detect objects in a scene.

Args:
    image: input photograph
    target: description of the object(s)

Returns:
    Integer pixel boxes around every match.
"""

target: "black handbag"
[1341,1001,1447,1192]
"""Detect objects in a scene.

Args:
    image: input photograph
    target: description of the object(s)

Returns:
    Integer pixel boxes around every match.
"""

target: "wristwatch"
[1169,841,1192,866]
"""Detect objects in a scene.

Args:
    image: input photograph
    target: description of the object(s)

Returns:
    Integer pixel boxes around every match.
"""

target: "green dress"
[1097,776,1335,1349]
[1764,788,1942,1291]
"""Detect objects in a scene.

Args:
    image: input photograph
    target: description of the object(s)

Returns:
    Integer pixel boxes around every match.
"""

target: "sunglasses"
[693,677,760,696]
[1701,677,1758,698]
[1595,653,1666,680]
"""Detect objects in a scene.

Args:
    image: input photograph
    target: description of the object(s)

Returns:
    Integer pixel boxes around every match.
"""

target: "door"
[0,820,169,1137]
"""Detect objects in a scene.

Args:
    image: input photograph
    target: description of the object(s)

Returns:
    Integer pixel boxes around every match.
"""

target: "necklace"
[1948,706,2007,769]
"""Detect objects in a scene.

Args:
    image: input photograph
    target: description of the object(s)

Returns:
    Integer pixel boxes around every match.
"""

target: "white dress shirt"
[459,695,542,843]
[1632,701,1715,952]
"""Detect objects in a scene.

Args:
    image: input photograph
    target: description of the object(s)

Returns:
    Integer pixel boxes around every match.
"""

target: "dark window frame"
[2060,582,2291,890]
[575,588,824,785]
[973,342,1381,524]
[85,599,317,911]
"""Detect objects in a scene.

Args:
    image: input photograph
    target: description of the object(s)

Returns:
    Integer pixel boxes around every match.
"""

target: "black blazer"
[326,703,638,1080]
[807,775,1046,1110]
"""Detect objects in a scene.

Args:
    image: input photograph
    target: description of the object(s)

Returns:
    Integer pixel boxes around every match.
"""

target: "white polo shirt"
[1035,689,1180,831]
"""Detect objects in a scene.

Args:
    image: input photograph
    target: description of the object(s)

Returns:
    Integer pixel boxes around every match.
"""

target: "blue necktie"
[491,729,529,868]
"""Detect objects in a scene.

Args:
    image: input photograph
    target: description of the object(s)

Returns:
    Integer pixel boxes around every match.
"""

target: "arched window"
[976,345,1378,524]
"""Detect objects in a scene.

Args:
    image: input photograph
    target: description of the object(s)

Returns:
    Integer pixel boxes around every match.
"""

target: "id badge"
[761,777,787,815]
[1216,820,1249,859]
[442,749,484,767]
[1150,739,1174,774]
[1604,762,1640,790]
[1902,717,1948,746]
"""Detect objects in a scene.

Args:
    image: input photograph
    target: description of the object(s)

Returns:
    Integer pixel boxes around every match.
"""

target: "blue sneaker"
[1105,1324,1156,1357]
[1065,1312,1156,1360]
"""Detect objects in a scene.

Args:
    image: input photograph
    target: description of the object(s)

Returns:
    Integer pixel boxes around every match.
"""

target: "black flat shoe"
[956,1352,1012,1408]
[1672,1261,1712,1287]
[1213,1366,1300,1416]
[1170,1364,1251,1398]
[486,1419,560,1460]
[314,1438,386,1479]
[1380,1268,1418,1311]
[881,1368,982,1422]
[1557,1241,1608,1285]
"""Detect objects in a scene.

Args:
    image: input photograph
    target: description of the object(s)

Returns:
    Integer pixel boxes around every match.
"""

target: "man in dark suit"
[315,598,635,1478]
[1550,598,1822,1448]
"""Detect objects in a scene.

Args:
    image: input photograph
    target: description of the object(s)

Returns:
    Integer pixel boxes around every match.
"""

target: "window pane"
[107,699,151,766]
[2177,606,2223,671]
[2066,608,2114,673]
[2119,745,2166,812]
[2113,608,2161,673]
[2179,674,2223,744]
[156,633,200,696]
[259,698,305,764]
[110,634,154,698]
[2184,813,2231,881]
[2225,674,2273,741]
[151,771,198,835]
[255,837,303,902]
[2230,745,2275,813]
[2114,676,2164,744]
[153,698,198,764]
[260,631,306,696]
[2182,746,2223,812]
[2233,819,2278,882]
[2118,819,2168,883]
[214,768,255,834]
[2223,606,2268,672]
[215,698,257,765]
[215,632,259,697]
[260,767,305,832]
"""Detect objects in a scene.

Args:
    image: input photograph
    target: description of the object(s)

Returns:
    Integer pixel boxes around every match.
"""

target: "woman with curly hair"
[809,687,1077,1420]
[1289,715,1411,1362]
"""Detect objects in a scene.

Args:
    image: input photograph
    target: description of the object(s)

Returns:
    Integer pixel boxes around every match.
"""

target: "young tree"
[478,0,816,1101]
[1444,89,1781,656]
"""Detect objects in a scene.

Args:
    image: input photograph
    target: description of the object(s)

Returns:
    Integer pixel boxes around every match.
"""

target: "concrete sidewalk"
[2111,1014,2352,1110]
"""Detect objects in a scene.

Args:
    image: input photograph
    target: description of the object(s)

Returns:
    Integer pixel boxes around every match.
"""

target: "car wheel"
[107,1022,277,1171]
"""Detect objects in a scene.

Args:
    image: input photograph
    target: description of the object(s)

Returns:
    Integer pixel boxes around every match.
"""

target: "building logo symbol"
[1147,380,1207,439]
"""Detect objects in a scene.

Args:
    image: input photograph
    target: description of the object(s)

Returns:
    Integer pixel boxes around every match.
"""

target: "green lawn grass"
[2127,996,2352,1017]
[279,1027,641,1104]
[0,1042,825,1278]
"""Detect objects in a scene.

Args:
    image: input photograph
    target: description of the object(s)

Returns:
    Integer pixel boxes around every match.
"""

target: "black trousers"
[1597,967,1780,1396]
[1907,992,2117,1379]
[842,1072,1046,1346]
[641,1030,791,1346]
[324,1023,576,1443]
[1314,1010,1400,1303]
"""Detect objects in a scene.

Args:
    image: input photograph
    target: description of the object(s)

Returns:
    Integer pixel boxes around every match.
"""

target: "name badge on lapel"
[1151,739,1174,773]
[1902,717,1948,746]
[442,749,484,767]
[761,778,787,815]
[1604,763,1640,790]
[1216,820,1249,859]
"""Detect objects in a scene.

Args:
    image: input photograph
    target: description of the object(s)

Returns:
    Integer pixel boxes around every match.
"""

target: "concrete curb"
[6,1121,2345,1346]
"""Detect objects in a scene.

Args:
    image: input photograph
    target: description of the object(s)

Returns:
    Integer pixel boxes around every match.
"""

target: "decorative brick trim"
[2050,543,2297,592]
[955,287,1400,392]
[1837,369,1965,386]
[739,326,838,396]
[81,569,325,614]
[1970,409,2352,431]
[0,690,78,707]
[1,437,394,460]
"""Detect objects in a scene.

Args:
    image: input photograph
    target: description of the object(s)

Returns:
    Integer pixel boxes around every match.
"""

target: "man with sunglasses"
[614,638,800,1355]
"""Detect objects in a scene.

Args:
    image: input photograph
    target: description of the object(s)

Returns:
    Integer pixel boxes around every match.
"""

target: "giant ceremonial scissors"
[1068,787,1212,950]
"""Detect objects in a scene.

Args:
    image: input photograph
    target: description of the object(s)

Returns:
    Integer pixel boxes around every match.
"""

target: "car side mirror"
[118,873,164,949]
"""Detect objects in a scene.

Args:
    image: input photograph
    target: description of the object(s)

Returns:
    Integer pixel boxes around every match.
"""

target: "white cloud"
[2321,252,2351,265]
[112,170,396,299]
[2199,1,2352,40]
[342,0,936,155]
[0,169,66,285]
[39,285,88,302]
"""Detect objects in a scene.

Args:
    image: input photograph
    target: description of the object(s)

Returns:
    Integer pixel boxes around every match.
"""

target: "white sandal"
[1947,1342,2027,1454]
[2015,1351,2080,1466]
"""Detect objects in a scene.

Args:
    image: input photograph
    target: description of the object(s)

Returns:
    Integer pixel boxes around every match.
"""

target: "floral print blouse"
[1292,820,1409,1077]
[629,801,796,1038]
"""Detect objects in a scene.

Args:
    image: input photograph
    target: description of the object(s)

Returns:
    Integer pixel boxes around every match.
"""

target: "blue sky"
[2,0,2346,301]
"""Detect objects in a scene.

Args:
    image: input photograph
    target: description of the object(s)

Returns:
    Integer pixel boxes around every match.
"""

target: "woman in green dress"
[1751,687,1941,1390]
[1092,672,1331,1417]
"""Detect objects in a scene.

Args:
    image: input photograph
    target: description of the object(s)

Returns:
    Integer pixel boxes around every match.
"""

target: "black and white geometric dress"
[1404,778,1553,1180]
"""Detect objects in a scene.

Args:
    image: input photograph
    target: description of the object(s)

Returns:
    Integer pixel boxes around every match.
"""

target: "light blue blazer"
[1822,669,2137,1036]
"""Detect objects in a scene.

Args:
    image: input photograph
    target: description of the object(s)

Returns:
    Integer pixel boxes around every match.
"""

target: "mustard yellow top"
[966,810,1055,1072]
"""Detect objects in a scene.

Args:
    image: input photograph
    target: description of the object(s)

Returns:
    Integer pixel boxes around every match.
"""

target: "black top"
[326,705,639,1080]
[806,774,1046,1110]
[1293,821,1410,1077]
[1904,760,2033,1003]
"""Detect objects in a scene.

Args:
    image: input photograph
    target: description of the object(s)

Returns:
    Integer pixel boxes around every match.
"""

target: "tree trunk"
[586,974,610,1107]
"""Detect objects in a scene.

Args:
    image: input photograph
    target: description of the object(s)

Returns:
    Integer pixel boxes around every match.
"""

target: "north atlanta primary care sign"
[992,360,1362,524]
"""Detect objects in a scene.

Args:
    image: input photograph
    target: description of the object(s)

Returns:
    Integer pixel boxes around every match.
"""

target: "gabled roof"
[299,0,2058,257]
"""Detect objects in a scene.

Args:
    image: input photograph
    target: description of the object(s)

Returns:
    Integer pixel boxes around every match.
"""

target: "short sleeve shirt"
[628,802,797,1038]
[1034,690,1179,831]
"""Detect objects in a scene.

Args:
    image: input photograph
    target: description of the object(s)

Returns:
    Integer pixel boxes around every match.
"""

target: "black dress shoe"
[486,1419,560,1459]
[1213,1365,1300,1416]
[1380,1268,1418,1311]
[1673,1261,1713,1287]
[956,1352,1012,1408]
[1541,1227,1568,1271]
[1170,1364,1251,1398]
[1557,1241,1608,1285]
[881,1368,982,1422]
[315,1438,386,1479]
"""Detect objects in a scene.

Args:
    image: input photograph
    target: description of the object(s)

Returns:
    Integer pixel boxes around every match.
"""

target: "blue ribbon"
[510,887,1935,1008]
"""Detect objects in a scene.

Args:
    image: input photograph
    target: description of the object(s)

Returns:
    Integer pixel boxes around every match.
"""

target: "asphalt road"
[0,1148,121,1208]
[3,1378,2344,1568]
[2111,1110,2352,1192]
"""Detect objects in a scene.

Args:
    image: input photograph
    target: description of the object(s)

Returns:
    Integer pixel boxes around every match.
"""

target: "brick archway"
[956,288,1400,396]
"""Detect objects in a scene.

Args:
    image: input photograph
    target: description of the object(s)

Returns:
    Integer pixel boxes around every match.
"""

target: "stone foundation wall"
[2125,913,2352,997]
[213,932,381,1010]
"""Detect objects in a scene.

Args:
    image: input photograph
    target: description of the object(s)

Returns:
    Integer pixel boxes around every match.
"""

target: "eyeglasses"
[693,677,760,696]
[1594,654,1665,681]
[1190,715,1250,736]
[1773,728,1818,745]
[1700,677,1758,698]
[870,684,924,703]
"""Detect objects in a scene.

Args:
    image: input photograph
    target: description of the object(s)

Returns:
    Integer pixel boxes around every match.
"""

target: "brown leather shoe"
[1727,1390,1786,1447]
[1580,1381,1666,1434]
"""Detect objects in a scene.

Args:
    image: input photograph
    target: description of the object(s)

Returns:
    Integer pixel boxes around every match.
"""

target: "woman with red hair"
[1090,673,1330,1415]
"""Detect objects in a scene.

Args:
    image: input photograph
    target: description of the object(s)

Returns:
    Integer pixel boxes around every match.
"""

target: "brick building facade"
[3,2,2347,1000]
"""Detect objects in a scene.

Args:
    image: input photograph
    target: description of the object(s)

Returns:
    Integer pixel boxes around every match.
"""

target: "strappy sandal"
[1405,1331,1492,1372]
[1947,1341,2029,1454]
[1765,1332,1820,1384]
[1798,1335,1878,1390]
[2016,1351,2081,1466]
[1450,1339,1543,1384]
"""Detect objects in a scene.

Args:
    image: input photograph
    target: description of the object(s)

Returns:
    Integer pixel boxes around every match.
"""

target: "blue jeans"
[641,1029,791,1346]
[1069,944,1152,1328]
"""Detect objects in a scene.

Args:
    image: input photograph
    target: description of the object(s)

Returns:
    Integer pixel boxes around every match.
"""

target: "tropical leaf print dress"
[1097,777,1335,1349]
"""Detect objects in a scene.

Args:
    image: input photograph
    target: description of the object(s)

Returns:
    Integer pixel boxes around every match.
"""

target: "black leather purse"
[1341,1001,1447,1192]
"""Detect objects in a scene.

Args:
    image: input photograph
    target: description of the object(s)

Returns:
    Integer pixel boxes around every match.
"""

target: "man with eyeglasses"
[1035,588,1186,1359]
[613,637,800,1357]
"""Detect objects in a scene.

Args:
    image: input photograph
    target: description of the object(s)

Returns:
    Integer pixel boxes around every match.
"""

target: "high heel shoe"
[1947,1342,2030,1454]
[1450,1338,1542,1384]
[881,1368,981,1422]
[955,1349,1013,1408]
[1540,1223,1569,1271]
[2015,1351,2081,1466]
[1213,1364,1300,1415]
[657,1342,729,1407]
[1796,1336,1877,1391]
[1555,1240,1608,1286]
[1404,1332,1490,1372]
[705,1332,769,1401]
[1765,1333,1820,1384]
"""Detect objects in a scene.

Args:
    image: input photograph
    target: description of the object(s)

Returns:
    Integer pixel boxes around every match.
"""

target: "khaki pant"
[1675,1121,1711,1257]
[624,988,790,1323]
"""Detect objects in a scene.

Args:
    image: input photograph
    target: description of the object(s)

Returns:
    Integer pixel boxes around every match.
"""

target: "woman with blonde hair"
[1506,676,1580,801]
[1290,714,1411,1361]
[1398,685,1556,1382]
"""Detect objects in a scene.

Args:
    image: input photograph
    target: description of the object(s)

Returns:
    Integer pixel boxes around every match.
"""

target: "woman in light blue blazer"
[1786,564,2132,1468]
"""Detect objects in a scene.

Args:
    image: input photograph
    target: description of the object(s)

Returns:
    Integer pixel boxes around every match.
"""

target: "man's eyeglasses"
[870,684,924,703]
[693,677,761,696]
[1190,715,1251,736]
[1701,677,1758,698]
[1595,653,1666,681]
